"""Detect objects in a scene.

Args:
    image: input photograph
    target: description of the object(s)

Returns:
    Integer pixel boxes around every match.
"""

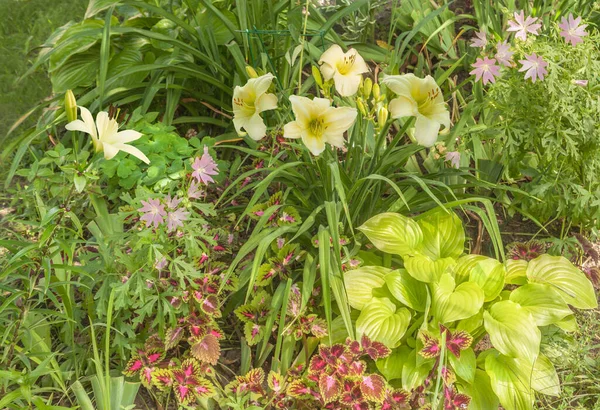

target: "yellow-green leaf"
[385,269,428,311]
[505,259,528,285]
[485,353,534,410]
[469,258,505,302]
[509,283,572,326]
[404,255,456,283]
[355,297,411,348]
[453,254,488,284]
[417,209,465,259]
[344,266,390,310]
[432,274,484,324]
[358,213,422,257]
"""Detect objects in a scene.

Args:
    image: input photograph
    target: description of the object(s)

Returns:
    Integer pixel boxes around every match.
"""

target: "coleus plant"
[344,209,597,410]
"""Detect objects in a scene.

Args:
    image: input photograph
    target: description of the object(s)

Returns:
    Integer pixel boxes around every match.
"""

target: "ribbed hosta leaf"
[355,297,411,348]
[505,259,528,285]
[404,255,456,283]
[358,213,423,257]
[453,254,488,284]
[432,274,484,324]
[459,369,499,409]
[384,269,427,311]
[485,353,534,410]
[344,266,390,310]
[469,258,505,302]
[417,209,465,259]
[509,283,572,326]
[527,255,597,309]
[483,300,540,363]
[531,354,560,396]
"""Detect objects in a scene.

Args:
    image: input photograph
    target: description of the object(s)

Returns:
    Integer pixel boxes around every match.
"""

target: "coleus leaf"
[419,331,441,359]
[151,368,173,391]
[268,371,284,393]
[343,266,390,310]
[243,368,265,385]
[441,325,473,358]
[255,263,278,286]
[417,209,465,260]
[309,354,328,374]
[359,374,386,403]
[191,333,221,365]
[235,304,257,322]
[361,335,391,360]
[443,385,471,410]
[165,327,185,350]
[358,212,423,257]
[192,377,216,399]
[200,294,220,317]
[310,317,329,339]
[432,274,484,324]
[318,373,342,403]
[244,322,265,346]
[287,380,314,399]
[355,297,411,348]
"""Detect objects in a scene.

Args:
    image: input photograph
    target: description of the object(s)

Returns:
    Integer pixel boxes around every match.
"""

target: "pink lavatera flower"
[494,40,514,67]
[558,13,588,46]
[519,53,549,83]
[469,57,501,85]
[187,180,204,199]
[165,194,182,209]
[469,30,487,48]
[191,146,219,184]
[138,198,166,228]
[507,10,542,41]
[166,208,190,232]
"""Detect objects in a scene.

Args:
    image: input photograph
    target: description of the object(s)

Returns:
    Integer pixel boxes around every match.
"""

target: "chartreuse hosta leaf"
[453,254,488,284]
[483,300,540,363]
[485,352,534,410]
[343,266,390,310]
[526,255,597,309]
[509,283,572,326]
[531,354,560,396]
[417,209,465,259]
[384,269,427,311]
[404,255,456,283]
[459,369,499,410]
[505,259,528,285]
[358,213,423,257]
[469,258,505,302]
[432,274,484,324]
[448,347,476,384]
[355,297,411,348]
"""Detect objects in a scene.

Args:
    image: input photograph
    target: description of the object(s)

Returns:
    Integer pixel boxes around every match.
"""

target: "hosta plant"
[344,209,597,410]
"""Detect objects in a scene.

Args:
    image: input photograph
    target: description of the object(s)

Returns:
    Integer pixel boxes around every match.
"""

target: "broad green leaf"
[485,353,534,410]
[505,259,528,285]
[509,284,572,326]
[384,269,427,311]
[343,266,390,310]
[459,369,499,410]
[526,255,597,309]
[355,297,411,348]
[531,354,560,396]
[358,213,422,257]
[554,314,578,332]
[448,347,476,384]
[456,309,483,334]
[404,255,456,283]
[453,254,488,284]
[483,300,540,363]
[417,209,465,259]
[401,349,433,391]
[469,258,505,302]
[376,347,409,381]
[432,274,484,324]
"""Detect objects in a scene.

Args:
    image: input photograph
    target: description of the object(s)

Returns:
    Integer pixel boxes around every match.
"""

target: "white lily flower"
[319,44,369,97]
[65,106,150,164]
[232,73,278,141]
[283,95,357,156]
[382,74,450,147]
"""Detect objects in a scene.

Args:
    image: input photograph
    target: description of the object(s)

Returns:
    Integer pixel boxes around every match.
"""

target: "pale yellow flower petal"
[381,74,414,97]
[256,93,278,113]
[333,71,361,97]
[244,113,268,141]
[114,130,143,144]
[79,106,98,140]
[302,133,326,156]
[250,73,275,97]
[322,106,357,135]
[348,50,369,75]
[414,114,441,147]
[102,142,119,160]
[388,96,418,118]
[318,44,345,81]
[115,143,150,164]
[65,119,93,135]
[283,121,302,139]
[95,112,118,143]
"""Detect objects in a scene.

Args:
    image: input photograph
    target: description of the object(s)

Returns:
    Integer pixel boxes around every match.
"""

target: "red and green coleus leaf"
[277,206,301,226]
[381,388,410,410]
[287,380,315,399]
[190,333,221,365]
[360,335,391,360]
[171,359,216,404]
[340,381,362,405]
[235,304,257,322]
[243,322,265,346]
[151,368,173,391]
[255,263,278,287]
[309,355,328,375]
[199,294,221,317]
[123,348,164,386]
[441,325,473,358]
[268,371,285,393]
[309,316,329,339]
[318,373,342,404]
[165,327,185,351]
[419,331,441,359]
[359,374,386,403]
[443,386,471,410]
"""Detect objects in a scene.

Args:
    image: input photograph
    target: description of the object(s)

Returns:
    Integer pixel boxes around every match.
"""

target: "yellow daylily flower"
[232,73,278,141]
[382,74,450,147]
[65,106,150,164]
[319,44,369,97]
[283,95,357,156]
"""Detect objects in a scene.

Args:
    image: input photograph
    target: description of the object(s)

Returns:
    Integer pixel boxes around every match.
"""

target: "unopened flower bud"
[572,79,588,87]
[245,66,258,78]
[65,90,77,123]
[312,65,323,87]
[372,83,381,101]
[362,77,373,99]
[377,106,388,125]
[356,99,368,116]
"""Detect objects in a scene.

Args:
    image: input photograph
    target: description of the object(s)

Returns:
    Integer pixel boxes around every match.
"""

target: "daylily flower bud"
[372,83,381,101]
[245,66,259,78]
[312,65,323,87]
[377,106,388,126]
[572,79,588,87]
[363,77,373,99]
[65,90,77,123]
[357,98,368,116]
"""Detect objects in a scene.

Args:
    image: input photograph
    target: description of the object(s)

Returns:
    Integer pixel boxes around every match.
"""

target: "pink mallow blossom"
[470,57,501,85]
[495,41,514,67]
[165,195,182,210]
[191,146,219,184]
[507,10,542,41]
[187,180,203,199]
[558,14,588,47]
[138,198,166,228]
[470,30,487,48]
[519,53,548,83]
[445,151,461,169]
[166,208,190,232]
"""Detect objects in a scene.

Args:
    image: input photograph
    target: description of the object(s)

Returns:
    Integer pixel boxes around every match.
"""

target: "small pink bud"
[573,79,588,87]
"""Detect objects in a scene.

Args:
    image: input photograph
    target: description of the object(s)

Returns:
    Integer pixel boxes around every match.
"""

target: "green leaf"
[343,266,390,310]
[74,174,87,193]
[376,347,408,381]
[384,269,427,311]
[358,213,422,257]
[505,259,528,285]
[401,349,433,391]
[531,354,560,397]
[417,209,465,259]
[469,258,505,302]
[526,255,597,309]
[453,254,488,284]
[509,284,572,326]
[432,274,484,324]
[449,347,476,384]
[554,314,578,332]
[485,353,534,410]
[355,297,411,348]
[459,369,499,410]
[404,255,455,283]
[483,300,540,363]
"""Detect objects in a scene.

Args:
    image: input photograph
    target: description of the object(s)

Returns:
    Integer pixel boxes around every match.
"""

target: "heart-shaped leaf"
[417,209,465,259]
[505,259,528,285]
[344,266,390,310]
[485,352,534,410]
[385,269,428,311]
[404,255,456,283]
[509,283,572,326]
[453,254,488,284]
[432,274,484,324]
[469,258,505,302]
[355,297,411,348]
[483,300,540,363]
[527,255,597,309]
[531,354,560,396]
[458,369,499,409]
[358,213,423,257]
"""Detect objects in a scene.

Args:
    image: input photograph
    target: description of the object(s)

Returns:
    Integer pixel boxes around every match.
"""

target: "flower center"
[309,118,326,137]
[233,97,255,116]
[336,54,356,75]
[417,88,441,115]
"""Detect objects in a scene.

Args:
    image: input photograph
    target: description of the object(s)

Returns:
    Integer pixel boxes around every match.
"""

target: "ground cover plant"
[1,0,599,409]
